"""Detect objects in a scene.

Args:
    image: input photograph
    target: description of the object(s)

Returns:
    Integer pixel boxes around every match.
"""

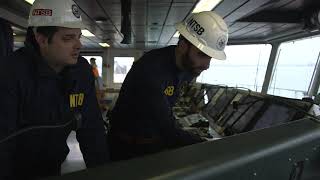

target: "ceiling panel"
[228,22,251,34]
[75,0,107,20]
[223,0,273,22]
[1,0,30,17]
[80,38,100,49]
[3,0,320,50]
[214,0,248,18]
[231,27,259,37]
[168,38,179,45]
[147,26,162,42]
[262,0,297,10]
[238,27,272,38]
[165,4,193,25]
[147,3,170,26]
[231,23,268,36]
[132,1,147,26]
[132,26,146,41]
[158,26,176,44]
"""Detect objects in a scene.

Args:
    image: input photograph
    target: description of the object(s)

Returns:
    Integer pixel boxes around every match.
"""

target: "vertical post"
[261,43,280,94]
[307,51,320,97]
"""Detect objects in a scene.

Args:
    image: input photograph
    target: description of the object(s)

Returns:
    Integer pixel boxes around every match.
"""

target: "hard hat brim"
[29,20,86,29]
[175,22,226,60]
[60,21,86,29]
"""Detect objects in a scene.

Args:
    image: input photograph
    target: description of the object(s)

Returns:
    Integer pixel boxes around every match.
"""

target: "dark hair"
[24,26,59,51]
[178,35,191,46]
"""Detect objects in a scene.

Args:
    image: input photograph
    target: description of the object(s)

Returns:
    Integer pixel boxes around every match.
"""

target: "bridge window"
[197,44,272,92]
[113,57,134,83]
[268,36,320,99]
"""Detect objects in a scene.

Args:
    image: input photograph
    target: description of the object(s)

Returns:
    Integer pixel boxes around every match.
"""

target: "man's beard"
[181,49,203,77]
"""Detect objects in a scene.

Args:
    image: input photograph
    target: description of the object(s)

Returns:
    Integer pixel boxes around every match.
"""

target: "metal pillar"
[307,51,320,97]
[261,43,280,94]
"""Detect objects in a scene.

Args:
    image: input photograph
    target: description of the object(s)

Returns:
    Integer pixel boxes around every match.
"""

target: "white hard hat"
[175,11,228,60]
[28,0,85,29]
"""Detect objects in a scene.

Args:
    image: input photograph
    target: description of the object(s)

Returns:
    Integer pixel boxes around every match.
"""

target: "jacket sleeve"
[0,61,17,179]
[134,63,205,148]
[76,70,110,168]
[147,82,205,147]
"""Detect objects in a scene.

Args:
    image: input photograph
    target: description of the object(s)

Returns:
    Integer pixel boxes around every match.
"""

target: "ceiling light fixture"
[81,29,95,37]
[99,43,110,48]
[24,0,35,5]
[192,0,222,13]
[95,17,108,24]
[173,31,180,38]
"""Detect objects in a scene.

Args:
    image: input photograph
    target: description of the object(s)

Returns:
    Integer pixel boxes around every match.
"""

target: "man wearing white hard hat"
[0,0,109,179]
[109,11,228,161]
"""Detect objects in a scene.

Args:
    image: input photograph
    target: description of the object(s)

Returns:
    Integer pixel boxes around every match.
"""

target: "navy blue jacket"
[110,46,203,152]
[0,46,109,179]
